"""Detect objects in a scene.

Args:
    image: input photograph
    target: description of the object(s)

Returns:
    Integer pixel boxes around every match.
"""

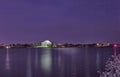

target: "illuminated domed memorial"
[35,40,57,48]
[41,40,52,47]
[35,40,52,48]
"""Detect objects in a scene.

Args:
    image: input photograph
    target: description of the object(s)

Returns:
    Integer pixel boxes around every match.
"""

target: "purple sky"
[0,0,120,44]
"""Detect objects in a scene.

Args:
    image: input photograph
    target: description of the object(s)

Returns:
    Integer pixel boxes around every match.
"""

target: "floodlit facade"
[41,40,52,47]
[35,40,52,48]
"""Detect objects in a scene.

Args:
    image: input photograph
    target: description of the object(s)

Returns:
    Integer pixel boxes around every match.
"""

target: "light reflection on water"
[85,48,90,77]
[35,49,39,69]
[58,49,65,77]
[5,48,10,70]
[96,49,100,70]
[58,48,77,77]
[71,49,77,77]
[40,48,52,75]
[0,48,116,77]
[26,49,32,77]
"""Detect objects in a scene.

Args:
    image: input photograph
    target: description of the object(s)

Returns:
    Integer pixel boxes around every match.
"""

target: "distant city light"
[6,46,10,49]
[113,44,117,48]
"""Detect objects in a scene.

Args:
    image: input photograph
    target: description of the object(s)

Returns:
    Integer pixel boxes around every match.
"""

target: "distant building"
[35,40,56,48]
[41,40,52,47]
[96,43,110,47]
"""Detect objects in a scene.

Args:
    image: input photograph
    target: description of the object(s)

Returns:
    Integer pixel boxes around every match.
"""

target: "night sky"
[0,0,120,44]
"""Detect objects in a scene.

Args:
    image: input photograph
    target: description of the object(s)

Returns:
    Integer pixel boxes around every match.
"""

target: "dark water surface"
[0,48,119,77]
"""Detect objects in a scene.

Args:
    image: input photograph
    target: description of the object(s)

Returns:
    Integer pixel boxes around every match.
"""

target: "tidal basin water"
[0,48,119,77]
